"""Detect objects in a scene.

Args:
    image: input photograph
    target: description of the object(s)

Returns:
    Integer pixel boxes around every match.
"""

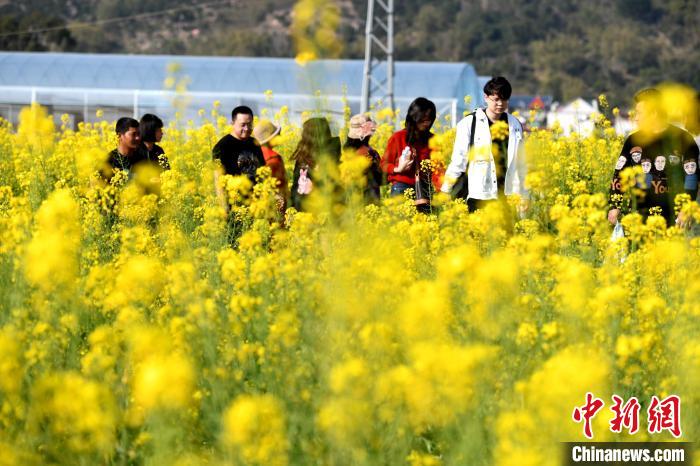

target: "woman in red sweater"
[253,119,288,217]
[381,97,436,210]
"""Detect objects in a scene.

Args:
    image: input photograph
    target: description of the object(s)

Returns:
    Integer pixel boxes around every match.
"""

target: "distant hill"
[1,0,698,105]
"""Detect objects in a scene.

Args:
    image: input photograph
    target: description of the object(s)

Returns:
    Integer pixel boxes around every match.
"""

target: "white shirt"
[441,108,528,200]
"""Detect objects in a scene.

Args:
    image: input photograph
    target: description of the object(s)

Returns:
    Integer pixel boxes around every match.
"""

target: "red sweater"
[261,146,288,195]
[381,129,432,186]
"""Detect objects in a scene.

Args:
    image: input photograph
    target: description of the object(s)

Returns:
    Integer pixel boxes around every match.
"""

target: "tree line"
[0,0,697,105]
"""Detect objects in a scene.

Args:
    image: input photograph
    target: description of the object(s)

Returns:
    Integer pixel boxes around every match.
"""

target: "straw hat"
[347,114,377,140]
[253,119,281,145]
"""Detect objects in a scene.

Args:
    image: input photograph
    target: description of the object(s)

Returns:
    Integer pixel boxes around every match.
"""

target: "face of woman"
[155,127,163,142]
[416,115,434,132]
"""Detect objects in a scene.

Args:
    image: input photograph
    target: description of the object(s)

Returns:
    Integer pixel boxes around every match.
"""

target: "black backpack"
[451,111,477,200]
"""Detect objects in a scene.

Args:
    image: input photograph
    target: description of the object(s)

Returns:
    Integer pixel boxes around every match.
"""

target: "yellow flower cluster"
[0,93,698,466]
[291,0,342,64]
[490,119,509,142]
[222,394,289,466]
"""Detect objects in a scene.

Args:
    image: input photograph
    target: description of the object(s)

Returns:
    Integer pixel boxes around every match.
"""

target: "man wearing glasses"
[441,76,529,213]
[212,105,266,212]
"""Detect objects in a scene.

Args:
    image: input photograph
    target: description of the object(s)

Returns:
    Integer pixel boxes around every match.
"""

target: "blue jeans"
[390,182,413,196]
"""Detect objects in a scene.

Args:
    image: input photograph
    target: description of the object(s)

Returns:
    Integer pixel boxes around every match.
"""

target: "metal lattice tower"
[360,0,394,114]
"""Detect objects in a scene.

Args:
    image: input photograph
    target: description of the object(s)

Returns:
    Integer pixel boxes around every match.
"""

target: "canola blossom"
[1,99,700,466]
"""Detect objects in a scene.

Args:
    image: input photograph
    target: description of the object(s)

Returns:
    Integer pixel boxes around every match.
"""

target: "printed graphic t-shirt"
[609,124,700,224]
[212,134,266,183]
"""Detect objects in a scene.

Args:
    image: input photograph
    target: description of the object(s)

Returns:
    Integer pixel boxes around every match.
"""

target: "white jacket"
[441,108,528,200]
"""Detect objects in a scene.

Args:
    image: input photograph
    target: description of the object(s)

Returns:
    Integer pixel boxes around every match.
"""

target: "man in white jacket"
[441,76,528,212]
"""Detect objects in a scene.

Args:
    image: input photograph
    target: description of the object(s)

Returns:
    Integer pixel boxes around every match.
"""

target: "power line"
[0,0,236,39]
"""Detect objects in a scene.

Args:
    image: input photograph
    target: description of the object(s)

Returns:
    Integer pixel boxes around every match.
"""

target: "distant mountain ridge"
[0,0,698,104]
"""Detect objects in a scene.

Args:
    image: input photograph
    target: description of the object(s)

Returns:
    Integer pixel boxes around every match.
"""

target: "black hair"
[483,76,512,100]
[405,97,436,145]
[344,136,369,150]
[634,88,665,118]
[634,88,661,104]
[231,105,254,122]
[139,113,164,143]
[115,117,139,135]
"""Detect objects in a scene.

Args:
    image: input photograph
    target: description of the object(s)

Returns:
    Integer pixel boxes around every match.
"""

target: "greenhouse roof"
[0,52,481,103]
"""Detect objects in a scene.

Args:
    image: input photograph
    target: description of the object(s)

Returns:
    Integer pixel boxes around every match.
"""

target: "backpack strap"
[450,111,477,200]
[469,111,477,148]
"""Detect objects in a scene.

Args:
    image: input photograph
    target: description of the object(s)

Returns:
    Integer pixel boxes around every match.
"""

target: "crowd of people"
[101,76,700,231]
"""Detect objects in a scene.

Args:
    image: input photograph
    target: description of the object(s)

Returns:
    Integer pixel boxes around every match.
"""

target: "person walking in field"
[253,118,289,216]
[381,97,436,212]
[344,113,383,203]
[139,113,170,170]
[608,88,700,227]
[212,105,266,212]
[440,76,529,213]
[290,117,341,212]
[101,117,149,183]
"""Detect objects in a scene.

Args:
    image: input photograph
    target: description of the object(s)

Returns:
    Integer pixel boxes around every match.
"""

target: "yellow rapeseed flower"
[222,394,288,466]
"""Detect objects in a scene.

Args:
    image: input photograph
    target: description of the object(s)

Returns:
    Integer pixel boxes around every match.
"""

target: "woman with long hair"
[290,117,341,211]
[381,97,436,211]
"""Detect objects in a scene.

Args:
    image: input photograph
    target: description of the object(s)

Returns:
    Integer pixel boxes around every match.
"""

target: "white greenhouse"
[0,52,484,128]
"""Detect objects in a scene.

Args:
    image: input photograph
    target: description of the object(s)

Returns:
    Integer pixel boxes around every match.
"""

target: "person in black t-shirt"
[608,88,700,226]
[102,117,149,183]
[489,111,509,195]
[139,113,170,170]
[212,105,266,211]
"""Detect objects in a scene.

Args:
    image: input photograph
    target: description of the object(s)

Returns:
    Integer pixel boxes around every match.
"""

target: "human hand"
[607,209,620,225]
[517,198,530,218]
[676,211,691,229]
[395,147,415,173]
